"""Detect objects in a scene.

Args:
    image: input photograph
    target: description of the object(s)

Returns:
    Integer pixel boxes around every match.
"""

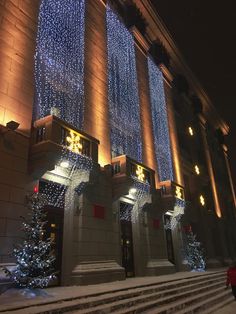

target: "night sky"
[152,0,236,189]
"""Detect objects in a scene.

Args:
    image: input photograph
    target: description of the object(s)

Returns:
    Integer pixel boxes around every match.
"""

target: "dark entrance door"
[120,202,135,277]
[164,214,175,264]
[44,206,64,285]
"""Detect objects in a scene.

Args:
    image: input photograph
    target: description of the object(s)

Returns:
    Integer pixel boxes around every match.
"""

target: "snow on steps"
[0,271,232,314]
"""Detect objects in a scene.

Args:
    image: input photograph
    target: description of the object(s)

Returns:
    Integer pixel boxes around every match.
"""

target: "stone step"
[201,295,234,314]
[0,271,226,314]
[109,285,227,314]
[68,279,225,314]
[136,286,231,314]
[48,274,225,313]
[171,290,233,314]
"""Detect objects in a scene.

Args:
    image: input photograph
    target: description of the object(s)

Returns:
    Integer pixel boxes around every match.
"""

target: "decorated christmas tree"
[4,192,56,288]
[184,229,205,271]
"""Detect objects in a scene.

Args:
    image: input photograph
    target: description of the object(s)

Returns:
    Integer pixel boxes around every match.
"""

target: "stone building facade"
[0,0,235,287]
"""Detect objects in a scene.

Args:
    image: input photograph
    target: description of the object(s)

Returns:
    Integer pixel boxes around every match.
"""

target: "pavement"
[214,301,236,313]
[0,269,229,313]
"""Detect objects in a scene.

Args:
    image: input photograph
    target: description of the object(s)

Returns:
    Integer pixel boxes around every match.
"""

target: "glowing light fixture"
[175,186,184,200]
[188,126,194,136]
[200,195,205,206]
[136,165,145,182]
[129,188,137,195]
[194,165,200,175]
[66,130,82,154]
[60,160,70,168]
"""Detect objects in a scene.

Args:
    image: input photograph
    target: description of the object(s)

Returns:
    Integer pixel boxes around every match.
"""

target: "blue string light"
[147,57,173,181]
[106,6,142,162]
[34,0,85,129]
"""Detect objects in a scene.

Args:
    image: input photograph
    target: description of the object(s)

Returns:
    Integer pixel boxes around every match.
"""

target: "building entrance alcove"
[44,205,64,285]
[164,214,175,265]
[39,180,65,286]
[120,202,135,277]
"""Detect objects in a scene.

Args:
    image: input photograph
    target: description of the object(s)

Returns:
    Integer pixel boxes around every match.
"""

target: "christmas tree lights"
[147,57,173,181]
[34,0,85,129]
[106,6,142,162]
[4,193,56,288]
[184,230,206,271]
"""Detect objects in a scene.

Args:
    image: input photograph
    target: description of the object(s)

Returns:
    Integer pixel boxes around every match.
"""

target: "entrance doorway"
[39,180,65,285]
[164,214,175,264]
[44,205,64,285]
[120,202,135,277]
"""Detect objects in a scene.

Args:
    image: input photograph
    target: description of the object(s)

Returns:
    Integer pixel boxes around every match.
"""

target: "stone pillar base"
[206,258,223,268]
[71,260,125,285]
[0,263,15,294]
[146,259,176,276]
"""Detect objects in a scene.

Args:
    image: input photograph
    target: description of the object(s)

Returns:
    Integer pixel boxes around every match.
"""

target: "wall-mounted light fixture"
[200,195,205,206]
[194,165,200,175]
[188,126,194,136]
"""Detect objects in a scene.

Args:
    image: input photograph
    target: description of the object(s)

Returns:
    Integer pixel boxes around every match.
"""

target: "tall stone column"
[199,116,229,264]
[0,0,40,135]
[135,40,158,185]
[222,145,236,210]
[83,0,111,167]
[199,116,222,218]
[0,0,40,276]
[161,66,184,187]
[160,66,186,271]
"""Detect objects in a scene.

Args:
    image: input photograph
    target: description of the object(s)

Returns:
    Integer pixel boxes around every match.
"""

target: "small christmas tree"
[184,230,205,271]
[4,192,56,288]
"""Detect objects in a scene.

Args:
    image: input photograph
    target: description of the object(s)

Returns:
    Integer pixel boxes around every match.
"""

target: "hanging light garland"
[119,177,151,223]
[164,198,186,230]
[106,5,142,162]
[34,0,85,129]
[147,57,174,182]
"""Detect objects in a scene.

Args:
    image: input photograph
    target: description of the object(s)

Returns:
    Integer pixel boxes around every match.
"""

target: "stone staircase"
[0,270,233,313]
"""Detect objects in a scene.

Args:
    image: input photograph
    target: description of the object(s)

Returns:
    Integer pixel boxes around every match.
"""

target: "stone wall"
[0,0,40,267]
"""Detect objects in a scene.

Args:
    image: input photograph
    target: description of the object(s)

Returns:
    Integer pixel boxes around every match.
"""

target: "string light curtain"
[106,6,142,162]
[34,0,85,129]
[147,57,174,181]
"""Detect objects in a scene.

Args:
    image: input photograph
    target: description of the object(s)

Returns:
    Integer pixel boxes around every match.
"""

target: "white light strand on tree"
[184,231,206,271]
[3,193,56,288]
[34,0,85,129]
[147,57,174,181]
[106,5,142,162]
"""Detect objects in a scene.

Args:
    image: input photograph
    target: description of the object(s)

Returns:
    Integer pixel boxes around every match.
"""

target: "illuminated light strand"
[34,0,85,129]
[106,6,142,162]
[40,145,93,209]
[120,177,150,223]
[147,57,174,181]
[164,198,186,230]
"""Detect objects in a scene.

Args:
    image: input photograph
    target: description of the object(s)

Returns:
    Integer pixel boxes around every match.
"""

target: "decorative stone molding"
[149,40,170,68]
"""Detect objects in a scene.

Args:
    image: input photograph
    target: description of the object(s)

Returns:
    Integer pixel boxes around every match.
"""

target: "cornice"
[132,26,150,55]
